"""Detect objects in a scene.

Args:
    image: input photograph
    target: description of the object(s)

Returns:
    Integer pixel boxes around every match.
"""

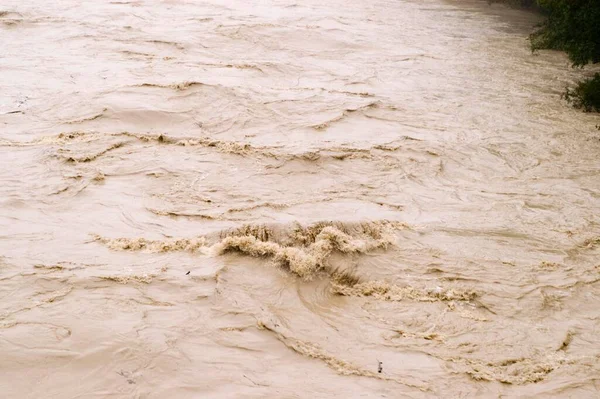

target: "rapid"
[1,0,600,397]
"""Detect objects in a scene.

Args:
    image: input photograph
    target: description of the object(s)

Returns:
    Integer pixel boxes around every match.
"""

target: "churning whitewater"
[1,0,600,397]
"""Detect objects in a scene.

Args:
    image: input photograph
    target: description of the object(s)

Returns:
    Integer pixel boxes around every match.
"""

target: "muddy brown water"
[1,0,600,397]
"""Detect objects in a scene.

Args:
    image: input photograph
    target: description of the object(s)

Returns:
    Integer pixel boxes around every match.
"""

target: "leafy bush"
[563,73,600,112]
[530,0,600,67]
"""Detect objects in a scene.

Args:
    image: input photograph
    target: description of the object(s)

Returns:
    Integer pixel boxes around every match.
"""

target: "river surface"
[1,0,600,397]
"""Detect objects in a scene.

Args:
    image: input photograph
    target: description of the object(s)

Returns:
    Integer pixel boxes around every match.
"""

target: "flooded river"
[1,0,600,397]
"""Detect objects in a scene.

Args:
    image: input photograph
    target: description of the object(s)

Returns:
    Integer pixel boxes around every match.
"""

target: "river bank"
[490,0,600,112]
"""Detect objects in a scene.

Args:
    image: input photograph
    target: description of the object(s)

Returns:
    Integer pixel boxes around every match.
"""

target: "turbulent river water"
[1,0,600,397]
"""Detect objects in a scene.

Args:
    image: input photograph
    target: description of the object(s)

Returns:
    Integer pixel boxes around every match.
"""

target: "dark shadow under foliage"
[488,0,540,10]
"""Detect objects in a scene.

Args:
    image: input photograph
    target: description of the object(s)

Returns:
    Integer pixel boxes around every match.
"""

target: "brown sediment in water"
[2,0,600,397]
[62,142,127,163]
[3,130,415,167]
[330,279,478,302]
[93,234,207,252]
[456,357,561,385]
[255,317,428,390]
[94,220,404,279]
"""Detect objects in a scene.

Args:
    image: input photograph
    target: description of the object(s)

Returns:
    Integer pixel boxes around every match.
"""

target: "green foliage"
[563,73,600,112]
[531,0,600,67]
